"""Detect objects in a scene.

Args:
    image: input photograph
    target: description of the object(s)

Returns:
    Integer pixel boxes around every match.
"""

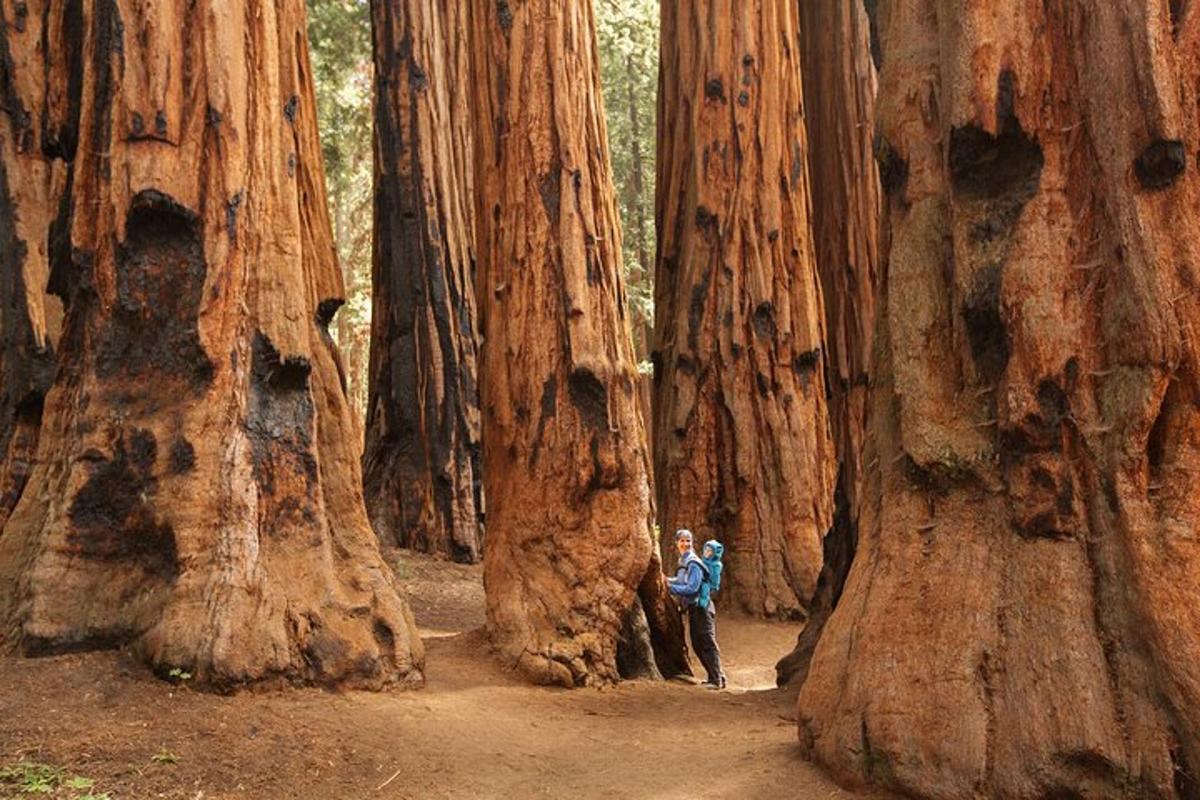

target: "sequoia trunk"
[776,0,883,685]
[799,2,1200,796]
[653,0,836,617]
[0,0,70,532]
[470,0,685,685]
[0,0,423,690]
[364,0,483,562]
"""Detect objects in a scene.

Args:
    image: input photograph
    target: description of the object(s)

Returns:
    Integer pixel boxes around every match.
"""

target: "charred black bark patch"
[752,302,776,338]
[962,264,1011,383]
[408,62,428,92]
[792,349,820,374]
[863,0,882,70]
[874,136,908,198]
[154,110,167,136]
[315,297,343,330]
[97,190,213,387]
[1171,735,1200,800]
[568,367,608,430]
[1134,139,1185,191]
[168,437,195,474]
[283,94,299,125]
[1032,381,1068,437]
[704,77,725,102]
[39,0,84,161]
[247,331,317,502]
[694,205,717,232]
[67,429,177,581]
[687,264,713,352]
[226,189,243,242]
[496,0,513,32]
[949,77,1043,201]
[539,163,561,224]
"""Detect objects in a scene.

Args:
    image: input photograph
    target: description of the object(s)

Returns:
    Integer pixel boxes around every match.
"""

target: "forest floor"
[0,550,887,800]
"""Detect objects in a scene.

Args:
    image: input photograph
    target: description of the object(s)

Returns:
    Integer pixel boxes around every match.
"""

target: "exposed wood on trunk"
[800,2,1200,796]
[469,0,686,686]
[364,0,483,563]
[0,0,70,532]
[0,0,423,691]
[776,0,883,686]
[653,0,836,617]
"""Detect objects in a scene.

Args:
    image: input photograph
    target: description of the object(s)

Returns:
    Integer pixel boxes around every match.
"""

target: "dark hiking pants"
[688,603,724,685]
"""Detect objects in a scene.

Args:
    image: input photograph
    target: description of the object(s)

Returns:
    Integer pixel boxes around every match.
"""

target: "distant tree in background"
[596,0,658,363]
[307,0,373,419]
[308,0,660,424]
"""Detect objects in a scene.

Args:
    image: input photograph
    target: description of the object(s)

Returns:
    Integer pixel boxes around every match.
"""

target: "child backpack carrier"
[698,540,724,609]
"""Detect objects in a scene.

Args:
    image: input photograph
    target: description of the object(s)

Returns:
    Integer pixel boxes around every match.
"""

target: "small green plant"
[0,760,63,794]
[0,761,104,797]
[150,747,178,765]
[166,667,192,682]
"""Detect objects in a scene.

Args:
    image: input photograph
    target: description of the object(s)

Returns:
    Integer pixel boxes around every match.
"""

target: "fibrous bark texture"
[776,0,883,686]
[800,2,1200,797]
[653,0,836,617]
[0,0,423,691]
[0,0,70,532]
[470,0,684,686]
[364,0,483,563]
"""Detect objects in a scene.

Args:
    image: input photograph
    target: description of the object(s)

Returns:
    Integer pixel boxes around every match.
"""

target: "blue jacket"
[667,550,707,607]
[698,540,724,609]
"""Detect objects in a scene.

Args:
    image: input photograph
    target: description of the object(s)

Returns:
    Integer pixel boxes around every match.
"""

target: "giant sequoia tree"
[653,0,835,617]
[776,0,883,685]
[470,0,685,685]
[0,0,69,532]
[0,0,422,690]
[799,2,1200,796]
[364,0,483,562]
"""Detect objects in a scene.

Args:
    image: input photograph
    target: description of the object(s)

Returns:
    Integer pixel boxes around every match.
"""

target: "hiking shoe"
[701,680,722,690]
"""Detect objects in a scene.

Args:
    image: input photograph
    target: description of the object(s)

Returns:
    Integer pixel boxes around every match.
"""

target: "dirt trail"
[0,551,885,799]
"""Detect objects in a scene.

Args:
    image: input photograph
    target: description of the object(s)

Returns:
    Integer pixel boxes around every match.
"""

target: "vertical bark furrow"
[799,2,1200,796]
[653,0,835,618]
[364,0,483,563]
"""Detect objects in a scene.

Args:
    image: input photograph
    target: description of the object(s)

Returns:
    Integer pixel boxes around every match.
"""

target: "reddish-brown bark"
[776,0,883,686]
[364,0,483,563]
[653,0,836,617]
[800,2,1200,796]
[0,0,69,533]
[469,0,686,685]
[0,0,422,690]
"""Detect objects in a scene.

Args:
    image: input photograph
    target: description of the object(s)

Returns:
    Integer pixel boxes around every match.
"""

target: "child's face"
[703,546,714,559]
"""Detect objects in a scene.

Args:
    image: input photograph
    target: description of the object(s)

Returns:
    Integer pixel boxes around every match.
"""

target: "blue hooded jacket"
[698,540,724,609]
[667,549,707,607]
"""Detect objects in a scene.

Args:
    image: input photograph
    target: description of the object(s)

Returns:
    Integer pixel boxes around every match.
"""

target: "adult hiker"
[667,529,726,689]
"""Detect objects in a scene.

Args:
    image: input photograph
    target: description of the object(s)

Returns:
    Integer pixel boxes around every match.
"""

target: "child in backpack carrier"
[699,540,724,611]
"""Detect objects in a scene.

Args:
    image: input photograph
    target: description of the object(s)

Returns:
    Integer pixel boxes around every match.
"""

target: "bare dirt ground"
[0,550,885,800]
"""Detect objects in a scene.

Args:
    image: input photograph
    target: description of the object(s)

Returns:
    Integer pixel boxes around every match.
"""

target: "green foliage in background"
[306,0,660,412]
[596,0,659,350]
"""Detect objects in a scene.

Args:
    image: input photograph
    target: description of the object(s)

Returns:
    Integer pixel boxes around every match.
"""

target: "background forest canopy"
[308,0,659,418]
